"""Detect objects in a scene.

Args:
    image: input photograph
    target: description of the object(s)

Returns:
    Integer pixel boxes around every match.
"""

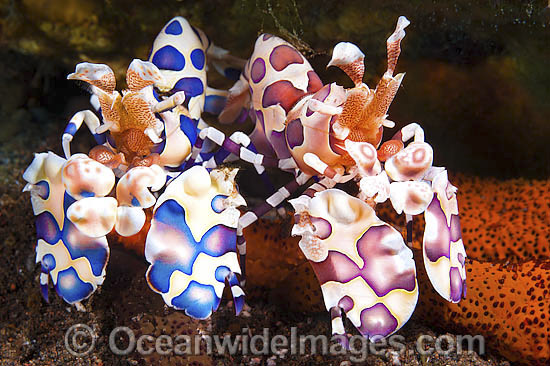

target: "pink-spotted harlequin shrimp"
[208,15,465,342]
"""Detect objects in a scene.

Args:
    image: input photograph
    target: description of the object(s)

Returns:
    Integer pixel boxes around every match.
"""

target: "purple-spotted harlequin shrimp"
[290,189,418,343]
[208,15,465,342]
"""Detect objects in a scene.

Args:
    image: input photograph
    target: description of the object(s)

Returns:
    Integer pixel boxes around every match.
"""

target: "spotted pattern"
[144,167,245,319]
[285,118,304,148]
[251,58,266,83]
[423,192,467,303]
[242,174,549,364]
[291,190,419,341]
[24,153,111,305]
[190,49,205,70]
[313,225,416,296]
[151,45,186,71]
[262,80,304,113]
[165,20,183,35]
[173,77,204,98]
[269,45,304,71]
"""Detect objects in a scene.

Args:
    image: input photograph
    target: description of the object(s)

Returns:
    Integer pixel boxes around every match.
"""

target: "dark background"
[1,0,549,178]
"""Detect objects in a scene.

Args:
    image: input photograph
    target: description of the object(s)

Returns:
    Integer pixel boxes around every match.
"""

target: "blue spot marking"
[79,191,95,198]
[55,267,94,303]
[151,124,166,154]
[154,199,237,258]
[131,197,140,207]
[146,199,238,298]
[224,67,241,81]
[204,95,227,115]
[32,188,109,304]
[172,77,204,98]
[171,281,219,319]
[146,259,183,293]
[179,115,198,146]
[64,122,77,136]
[211,195,228,213]
[215,266,231,282]
[36,180,50,200]
[233,294,245,315]
[40,282,49,302]
[153,89,162,102]
[42,254,56,271]
[152,46,185,71]
[190,49,205,70]
[36,211,61,244]
[165,20,183,35]
[226,271,240,286]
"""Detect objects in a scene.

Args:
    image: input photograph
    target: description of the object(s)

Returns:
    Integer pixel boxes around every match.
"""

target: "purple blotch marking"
[262,80,304,113]
[262,34,274,41]
[269,44,304,72]
[310,216,332,240]
[449,267,463,302]
[424,195,451,262]
[338,296,354,312]
[306,84,331,117]
[450,214,462,242]
[269,130,291,159]
[285,118,305,149]
[312,225,416,297]
[457,253,465,266]
[256,110,265,130]
[250,58,266,83]
[307,71,323,93]
[358,303,398,338]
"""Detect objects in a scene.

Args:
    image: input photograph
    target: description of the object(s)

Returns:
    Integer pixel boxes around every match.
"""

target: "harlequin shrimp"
[22,17,251,316]
[209,15,467,342]
[22,14,467,344]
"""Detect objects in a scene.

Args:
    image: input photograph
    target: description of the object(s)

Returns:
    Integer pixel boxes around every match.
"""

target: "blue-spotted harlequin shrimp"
[23,16,253,312]
[23,152,116,310]
[149,16,245,122]
[145,166,246,318]
[149,16,269,176]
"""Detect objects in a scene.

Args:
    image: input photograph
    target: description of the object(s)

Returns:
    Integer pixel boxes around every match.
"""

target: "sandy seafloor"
[0,119,512,366]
